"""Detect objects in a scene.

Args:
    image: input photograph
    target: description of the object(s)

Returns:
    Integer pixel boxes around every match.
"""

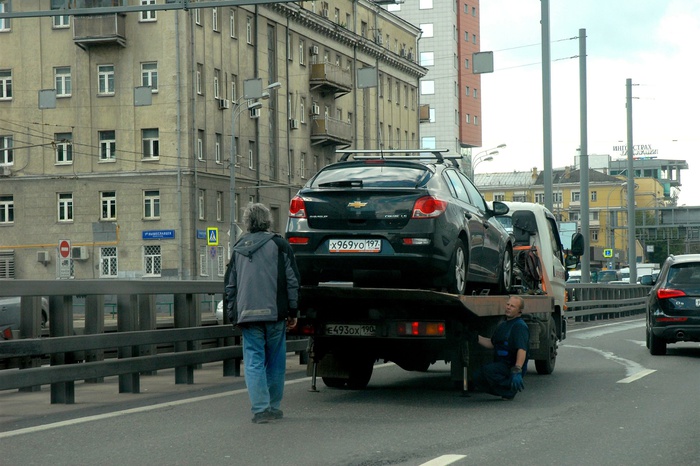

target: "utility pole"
[579,29,590,283]
[541,0,553,213]
[626,78,637,283]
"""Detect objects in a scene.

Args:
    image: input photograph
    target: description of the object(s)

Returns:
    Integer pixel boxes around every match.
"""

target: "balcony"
[419,104,431,123]
[311,117,353,147]
[73,13,127,50]
[309,63,352,98]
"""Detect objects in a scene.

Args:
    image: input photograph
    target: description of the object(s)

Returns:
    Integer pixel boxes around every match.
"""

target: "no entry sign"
[59,239,71,259]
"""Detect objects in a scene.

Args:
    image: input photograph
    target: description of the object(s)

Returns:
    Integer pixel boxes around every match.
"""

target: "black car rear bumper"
[651,325,700,343]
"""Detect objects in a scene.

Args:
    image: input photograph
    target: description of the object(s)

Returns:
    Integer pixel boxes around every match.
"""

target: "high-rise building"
[384,0,482,158]
[0,0,425,280]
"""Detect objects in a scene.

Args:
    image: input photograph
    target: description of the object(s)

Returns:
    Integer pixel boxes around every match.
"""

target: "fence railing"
[0,280,308,404]
[565,283,649,321]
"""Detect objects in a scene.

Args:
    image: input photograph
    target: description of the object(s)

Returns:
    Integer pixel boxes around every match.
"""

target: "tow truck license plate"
[329,239,381,253]
[325,324,377,336]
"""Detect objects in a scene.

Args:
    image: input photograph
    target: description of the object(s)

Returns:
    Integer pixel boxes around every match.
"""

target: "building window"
[419,0,433,9]
[55,67,72,97]
[429,108,436,123]
[248,141,256,169]
[99,131,116,161]
[465,114,470,124]
[421,136,437,149]
[299,39,306,65]
[287,32,293,61]
[513,193,527,202]
[97,65,115,95]
[140,0,156,22]
[197,131,204,161]
[420,52,434,67]
[246,16,253,44]
[141,62,158,92]
[144,189,160,219]
[215,133,222,164]
[51,0,70,28]
[144,245,161,277]
[300,152,306,179]
[535,193,545,204]
[213,68,220,98]
[100,247,118,278]
[420,23,433,37]
[212,7,219,31]
[101,191,117,220]
[194,7,200,25]
[55,133,72,164]
[196,64,203,95]
[216,191,223,221]
[0,250,15,278]
[571,191,581,202]
[420,80,435,95]
[591,230,599,242]
[0,195,14,224]
[591,191,598,202]
[1,135,13,165]
[142,128,159,159]
[473,33,477,44]
[474,115,479,126]
[465,58,470,69]
[0,2,9,32]
[0,70,12,100]
[198,189,205,220]
[494,193,505,202]
[229,8,237,38]
[57,193,73,222]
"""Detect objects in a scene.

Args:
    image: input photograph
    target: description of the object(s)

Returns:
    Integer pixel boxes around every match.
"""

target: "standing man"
[472,295,529,400]
[226,203,300,423]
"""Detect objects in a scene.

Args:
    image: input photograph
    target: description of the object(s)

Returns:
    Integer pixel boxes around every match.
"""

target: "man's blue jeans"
[241,321,287,415]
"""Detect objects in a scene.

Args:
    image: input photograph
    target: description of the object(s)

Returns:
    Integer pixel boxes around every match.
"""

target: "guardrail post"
[117,294,140,393]
[84,294,105,383]
[222,296,241,377]
[174,293,195,384]
[139,294,157,375]
[49,295,75,404]
[18,296,43,392]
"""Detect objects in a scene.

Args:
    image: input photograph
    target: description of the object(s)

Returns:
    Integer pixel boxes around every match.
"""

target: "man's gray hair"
[243,203,273,233]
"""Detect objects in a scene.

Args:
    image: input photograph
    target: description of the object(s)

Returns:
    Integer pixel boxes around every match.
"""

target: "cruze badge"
[348,201,368,209]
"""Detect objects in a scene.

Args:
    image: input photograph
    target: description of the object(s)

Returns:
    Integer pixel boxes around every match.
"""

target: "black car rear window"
[667,264,700,284]
[310,163,430,188]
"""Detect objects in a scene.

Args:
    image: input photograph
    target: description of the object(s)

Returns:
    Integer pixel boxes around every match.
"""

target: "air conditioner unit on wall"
[0,166,11,177]
[218,98,230,109]
[289,119,300,130]
[249,107,260,119]
[37,251,50,265]
[71,246,89,260]
[310,45,319,55]
[311,104,320,116]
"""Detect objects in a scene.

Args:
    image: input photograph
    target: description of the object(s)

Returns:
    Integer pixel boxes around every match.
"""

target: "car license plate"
[325,324,377,336]
[329,239,381,253]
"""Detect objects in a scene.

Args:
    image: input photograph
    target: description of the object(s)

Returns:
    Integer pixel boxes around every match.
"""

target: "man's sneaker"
[269,408,283,420]
[252,411,274,424]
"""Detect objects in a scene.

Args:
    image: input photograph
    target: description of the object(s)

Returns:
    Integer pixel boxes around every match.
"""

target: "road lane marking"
[564,345,656,383]
[420,455,467,466]
[567,319,645,339]
[617,369,657,384]
[0,362,397,439]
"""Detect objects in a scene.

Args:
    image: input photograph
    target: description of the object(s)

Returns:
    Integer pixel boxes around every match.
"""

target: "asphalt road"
[2,316,699,466]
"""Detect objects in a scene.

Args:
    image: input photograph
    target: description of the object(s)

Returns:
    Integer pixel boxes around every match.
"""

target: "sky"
[478,0,700,205]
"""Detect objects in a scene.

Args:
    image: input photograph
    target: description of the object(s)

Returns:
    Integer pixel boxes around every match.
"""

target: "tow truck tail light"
[397,321,445,336]
[289,195,307,218]
[657,288,686,299]
[1,326,13,340]
[411,196,447,219]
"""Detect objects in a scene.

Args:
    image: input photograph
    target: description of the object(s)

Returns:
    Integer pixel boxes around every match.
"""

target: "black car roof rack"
[336,149,459,165]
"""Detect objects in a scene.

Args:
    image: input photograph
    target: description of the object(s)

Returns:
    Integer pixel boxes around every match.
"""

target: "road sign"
[207,227,219,246]
[59,239,71,259]
[603,248,613,258]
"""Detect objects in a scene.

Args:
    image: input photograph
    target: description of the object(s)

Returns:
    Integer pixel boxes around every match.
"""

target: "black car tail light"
[657,288,687,299]
[288,237,309,245]
[411,196,447,219]
[289,195,307,218]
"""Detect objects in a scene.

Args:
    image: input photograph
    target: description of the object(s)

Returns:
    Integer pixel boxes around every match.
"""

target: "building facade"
[0,0,426,280]
[385,0,483,160]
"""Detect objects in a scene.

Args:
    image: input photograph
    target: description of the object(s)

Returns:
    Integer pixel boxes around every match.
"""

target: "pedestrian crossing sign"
[207,227,219,246]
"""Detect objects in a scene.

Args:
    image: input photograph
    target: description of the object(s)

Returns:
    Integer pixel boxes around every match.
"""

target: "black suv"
[285,150,514,294]
[645,254,700,355]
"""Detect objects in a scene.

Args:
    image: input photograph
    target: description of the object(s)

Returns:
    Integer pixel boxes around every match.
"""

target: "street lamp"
[229,80,281,253]
[469,143,506,179]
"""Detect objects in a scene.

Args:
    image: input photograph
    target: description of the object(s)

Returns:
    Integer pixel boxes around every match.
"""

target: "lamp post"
[469,144,506,179]
[229,80,281,254]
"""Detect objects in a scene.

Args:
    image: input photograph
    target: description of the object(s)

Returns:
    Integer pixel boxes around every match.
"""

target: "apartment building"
[0,0,426,280]
[385,0,483,164]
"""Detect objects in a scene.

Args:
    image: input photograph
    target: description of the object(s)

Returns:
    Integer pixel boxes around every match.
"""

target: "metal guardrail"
[565,283,650,321]
[0,280,308,403]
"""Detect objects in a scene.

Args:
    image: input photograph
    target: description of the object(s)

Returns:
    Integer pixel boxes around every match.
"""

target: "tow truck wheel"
[535,326,557,374]
[322,377,346,389]
[346,359,374,390]
[445,241,467,295]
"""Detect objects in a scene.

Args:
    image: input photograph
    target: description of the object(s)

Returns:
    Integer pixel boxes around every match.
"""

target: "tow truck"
[295,202,584,392]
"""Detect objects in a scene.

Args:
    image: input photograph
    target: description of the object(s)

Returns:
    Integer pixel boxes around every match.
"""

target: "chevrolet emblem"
[348,200,368,209]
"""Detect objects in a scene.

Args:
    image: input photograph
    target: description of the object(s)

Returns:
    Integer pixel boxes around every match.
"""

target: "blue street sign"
[143,230,175,240]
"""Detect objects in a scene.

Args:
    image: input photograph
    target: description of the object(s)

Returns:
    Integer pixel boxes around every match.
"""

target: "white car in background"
[215,300,224,324]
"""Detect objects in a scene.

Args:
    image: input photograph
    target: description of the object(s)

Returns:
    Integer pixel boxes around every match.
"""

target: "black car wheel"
[445,241,468,295]
[649,331,667,355]
[497,247,514,294]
